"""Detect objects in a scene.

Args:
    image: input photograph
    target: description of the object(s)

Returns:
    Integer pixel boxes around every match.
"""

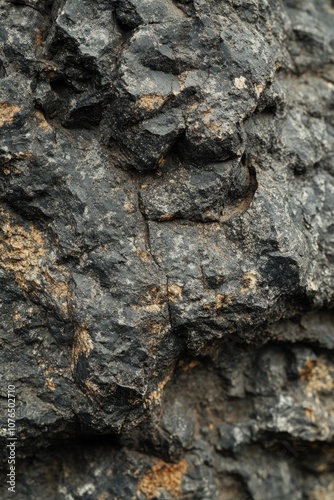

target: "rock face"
[0,0,333,498]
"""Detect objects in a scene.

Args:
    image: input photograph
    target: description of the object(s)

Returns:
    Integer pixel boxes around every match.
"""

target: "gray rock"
[0,0,333,498]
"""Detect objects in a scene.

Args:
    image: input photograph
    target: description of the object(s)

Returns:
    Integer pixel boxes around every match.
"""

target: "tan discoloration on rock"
[186,102,199,114]
[0,102,21,127]
[137,94,166,111]
[11,309,28,331]
[215,294,233,309]
[316,464,331,473]
[137,286,166,313]
[178,71,189,91]
[34,111,52,131]
[84,379,102,396]
[201,108,222,133]
[98,493,111,500]
[71,324,94,370]
[178,360,200,372]
[149,322,165,336]
[123,201,135,213]
[12,311,21,323]
[310,481,334,500]
[2,165,23,176]
[143,321,170,354]
[167,283,183,303]
[139,303,164,313]
[0,210,71,314]
[145,373,171,406]
[300,359,317,381]
[0,151,32,177]
[159,213,174,221]
[35,29,44,48]
[137,248,151,263]
[304,407,315,422]
[43,64,58,80]
[157,155,166,168]
[137,459,187,499]
[45,378,56,391]
[43,268,70,310]
[0,210,71,315]
[2,151,32,161]
[265,20,275,43]
[300,357,334,396]
[241,271,258,293]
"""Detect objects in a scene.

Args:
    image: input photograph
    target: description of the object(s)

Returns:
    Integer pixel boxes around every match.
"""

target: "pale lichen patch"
[254,83,265,98]
[234,76,247,90]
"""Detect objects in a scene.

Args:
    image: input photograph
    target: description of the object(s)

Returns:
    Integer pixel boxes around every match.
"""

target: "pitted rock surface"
[0,0,334,498]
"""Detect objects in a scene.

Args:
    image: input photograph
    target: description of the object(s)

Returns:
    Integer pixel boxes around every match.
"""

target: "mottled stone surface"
[0,0,333,498]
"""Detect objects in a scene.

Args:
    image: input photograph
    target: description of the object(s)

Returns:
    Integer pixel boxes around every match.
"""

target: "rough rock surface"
[0,0,333,498]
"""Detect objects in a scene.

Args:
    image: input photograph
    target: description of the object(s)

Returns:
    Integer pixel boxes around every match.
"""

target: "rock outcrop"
[0,0,333,498]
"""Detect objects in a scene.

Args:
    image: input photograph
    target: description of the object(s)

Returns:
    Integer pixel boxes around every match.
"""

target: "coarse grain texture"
[0,0,334,498]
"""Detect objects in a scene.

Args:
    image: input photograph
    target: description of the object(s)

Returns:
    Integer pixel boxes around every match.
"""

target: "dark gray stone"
[0,0,333,498]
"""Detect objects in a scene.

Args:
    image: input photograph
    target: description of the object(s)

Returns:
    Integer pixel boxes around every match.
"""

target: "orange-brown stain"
[0,102,21,127]
[215,294,233,310]
[145,373,171,406]
[35,29,44,48]
[167,283,183,303]
[178,359,200,372]
[34,111,52,131]
[310,480,334,500]
[45,378,56,392]
[159,213,174,221]
[137,94,166,111]
[71,324,93,371]
[201,108,222,133]
[300,357,334,394]
[137,459,187,499]
[240,271,257,293]
[0,210,70,316]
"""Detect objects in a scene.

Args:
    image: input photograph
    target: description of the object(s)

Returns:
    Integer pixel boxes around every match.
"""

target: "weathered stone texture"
[0,0,333,498]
